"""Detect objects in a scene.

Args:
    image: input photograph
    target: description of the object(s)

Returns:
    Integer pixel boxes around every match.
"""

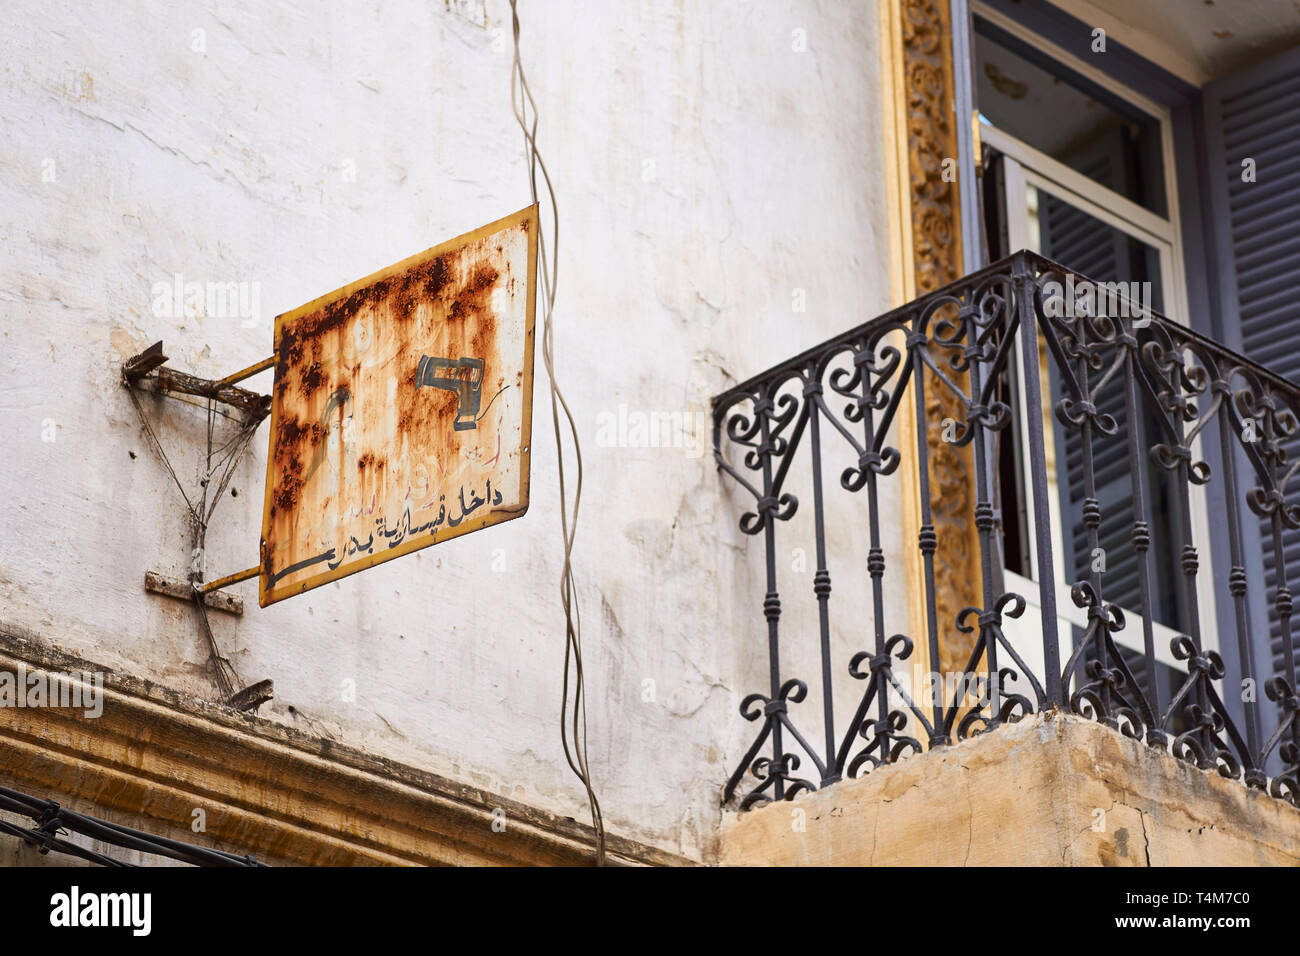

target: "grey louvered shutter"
[1037,187,1180,631]
[1037,194,1128,599]
[1204,46,1300,682]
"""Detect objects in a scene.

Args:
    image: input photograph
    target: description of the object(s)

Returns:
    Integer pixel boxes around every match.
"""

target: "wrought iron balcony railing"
[712,250,1300,811]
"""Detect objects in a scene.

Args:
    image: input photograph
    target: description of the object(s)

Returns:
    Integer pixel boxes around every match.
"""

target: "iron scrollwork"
[714,250,1300,812]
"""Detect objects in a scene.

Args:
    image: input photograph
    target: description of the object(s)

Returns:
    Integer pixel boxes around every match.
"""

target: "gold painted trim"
[880,0,929,684]
[886,0,983,690]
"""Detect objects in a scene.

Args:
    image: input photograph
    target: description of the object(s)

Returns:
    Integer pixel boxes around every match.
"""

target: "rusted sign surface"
[259,205,538,606]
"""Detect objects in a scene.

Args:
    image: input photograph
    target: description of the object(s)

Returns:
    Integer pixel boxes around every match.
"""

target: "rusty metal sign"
[258,205,538,606]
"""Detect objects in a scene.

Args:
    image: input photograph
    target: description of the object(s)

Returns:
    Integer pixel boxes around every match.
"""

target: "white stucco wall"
[0,0,900,860]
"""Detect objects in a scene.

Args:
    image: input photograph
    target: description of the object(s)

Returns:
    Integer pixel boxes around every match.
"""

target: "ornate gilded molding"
[900,0,981,676]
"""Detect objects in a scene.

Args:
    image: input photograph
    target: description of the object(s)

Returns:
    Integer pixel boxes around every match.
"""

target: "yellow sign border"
[258,204,539,607]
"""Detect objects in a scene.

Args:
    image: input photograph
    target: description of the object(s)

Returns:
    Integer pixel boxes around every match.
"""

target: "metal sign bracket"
[121,339,274,711]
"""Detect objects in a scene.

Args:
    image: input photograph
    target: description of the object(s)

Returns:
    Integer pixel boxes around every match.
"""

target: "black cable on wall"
[507,0,606,866]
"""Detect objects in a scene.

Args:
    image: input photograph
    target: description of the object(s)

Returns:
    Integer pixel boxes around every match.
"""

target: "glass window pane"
[974,16,1168,217]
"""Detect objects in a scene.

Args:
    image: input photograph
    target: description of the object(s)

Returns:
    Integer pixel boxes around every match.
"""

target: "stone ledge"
[0,622,693,867]
[720,711,1300,866]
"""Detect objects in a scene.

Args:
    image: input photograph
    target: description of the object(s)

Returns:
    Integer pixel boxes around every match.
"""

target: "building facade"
[2,0,1299,866]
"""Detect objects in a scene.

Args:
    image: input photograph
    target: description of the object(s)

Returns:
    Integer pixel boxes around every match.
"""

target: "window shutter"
[1204,47,1300,681]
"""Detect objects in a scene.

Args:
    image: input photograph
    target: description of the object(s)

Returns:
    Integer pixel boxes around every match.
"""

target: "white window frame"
[971,4,1219,679]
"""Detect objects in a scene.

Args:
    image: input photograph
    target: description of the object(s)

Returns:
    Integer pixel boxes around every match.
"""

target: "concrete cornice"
[0,622,694,867]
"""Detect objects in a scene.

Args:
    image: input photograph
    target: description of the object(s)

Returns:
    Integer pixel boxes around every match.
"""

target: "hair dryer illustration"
[415,355,485,431]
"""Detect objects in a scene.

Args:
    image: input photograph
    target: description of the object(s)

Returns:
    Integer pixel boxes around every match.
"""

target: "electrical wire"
[123,374,262,702]
[0,781,265,866]
[193,397,250,698]
[123,374,200,523]
[0,820,130,866]
[508,0,605,866]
